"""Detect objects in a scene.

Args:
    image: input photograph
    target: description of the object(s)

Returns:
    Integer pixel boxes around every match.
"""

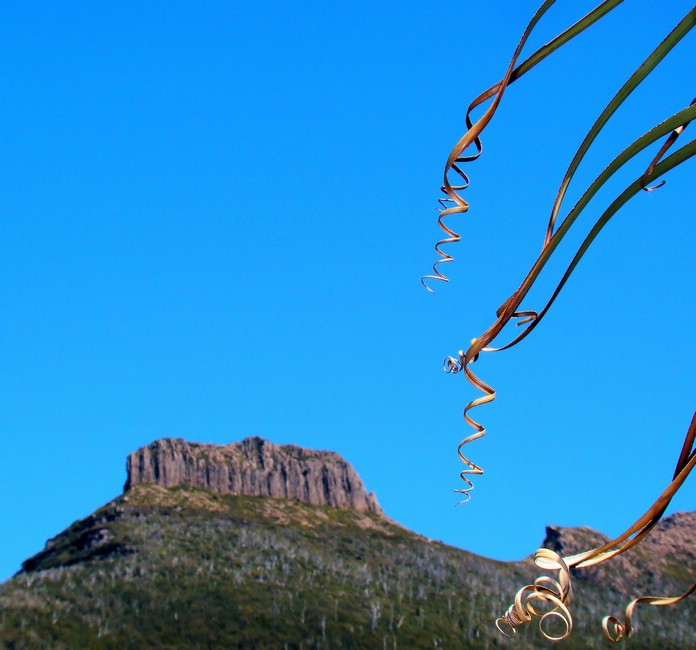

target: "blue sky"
[1,0,694,582]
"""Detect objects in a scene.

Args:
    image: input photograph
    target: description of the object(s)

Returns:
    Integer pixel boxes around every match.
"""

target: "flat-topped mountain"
[125,436,383,516]
[1,437,694,649]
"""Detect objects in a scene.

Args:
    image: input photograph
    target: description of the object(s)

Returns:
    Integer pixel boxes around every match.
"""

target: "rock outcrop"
[542,511,696,561]
[541,511,696,593]
[124,437,383,516]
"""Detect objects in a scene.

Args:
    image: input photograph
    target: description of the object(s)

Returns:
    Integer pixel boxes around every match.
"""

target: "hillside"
[1,439,694,649]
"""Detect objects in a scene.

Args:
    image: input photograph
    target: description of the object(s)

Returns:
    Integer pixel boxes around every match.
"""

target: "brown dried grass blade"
[563,413,695,569]
[422,0,624,291]
[602,584,696,642]
[499,413,696,643]
[497,549,574,641]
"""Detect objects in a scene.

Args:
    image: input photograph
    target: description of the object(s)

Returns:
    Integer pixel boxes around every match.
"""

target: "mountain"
[1,438,694,649]
[124,437,382,515]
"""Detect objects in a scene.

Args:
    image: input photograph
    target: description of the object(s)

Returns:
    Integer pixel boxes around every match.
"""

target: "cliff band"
[125,436,383,516]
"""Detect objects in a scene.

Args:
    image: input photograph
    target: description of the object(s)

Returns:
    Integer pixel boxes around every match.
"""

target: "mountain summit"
[1,437,694,649]
[125,436,383,516]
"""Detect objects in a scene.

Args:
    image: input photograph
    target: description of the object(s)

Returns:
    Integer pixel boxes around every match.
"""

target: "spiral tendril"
[441,341,496,501]
[497,549,574,642]
[421,128,482,293]
[456,363,495,501]
[420,0,566,292]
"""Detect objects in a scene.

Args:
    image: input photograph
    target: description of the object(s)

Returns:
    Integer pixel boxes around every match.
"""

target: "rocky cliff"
[124,437,383,516]
[5,437,695,649]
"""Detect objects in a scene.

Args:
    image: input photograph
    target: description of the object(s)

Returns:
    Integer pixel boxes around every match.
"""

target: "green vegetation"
[1,485,694,648]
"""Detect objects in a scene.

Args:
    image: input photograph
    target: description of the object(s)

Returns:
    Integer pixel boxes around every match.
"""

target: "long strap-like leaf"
[484,104,696,353]
[422,0,624,290]
[603,584,696,642]
[543,7,696,246]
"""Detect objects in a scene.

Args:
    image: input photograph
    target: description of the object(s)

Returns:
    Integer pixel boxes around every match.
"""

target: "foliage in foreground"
[423,0,696,642]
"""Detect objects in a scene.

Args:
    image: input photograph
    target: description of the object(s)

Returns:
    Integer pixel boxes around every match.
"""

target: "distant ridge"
[125,436,383,516]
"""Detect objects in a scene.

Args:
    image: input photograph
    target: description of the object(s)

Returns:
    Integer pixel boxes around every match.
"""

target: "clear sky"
[1,1,694,582]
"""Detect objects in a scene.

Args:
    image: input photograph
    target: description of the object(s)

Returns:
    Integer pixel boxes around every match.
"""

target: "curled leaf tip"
[443,350,465,374]
[602,583,696,643]
[641,96,695,191]
[497,549,574,642]
[641,179,666,192]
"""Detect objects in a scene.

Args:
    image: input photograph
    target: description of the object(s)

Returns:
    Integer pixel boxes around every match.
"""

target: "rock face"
[542,511,696,561]
[541,511,696,593]
[125,437,383,516]
[639,511,696,565]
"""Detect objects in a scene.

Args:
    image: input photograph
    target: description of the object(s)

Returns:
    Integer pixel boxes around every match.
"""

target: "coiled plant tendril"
[423,0,696,644]
[496,549,574,642]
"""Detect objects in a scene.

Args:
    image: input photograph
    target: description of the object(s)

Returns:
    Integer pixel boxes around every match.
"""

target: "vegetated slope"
[1,486,694,649]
